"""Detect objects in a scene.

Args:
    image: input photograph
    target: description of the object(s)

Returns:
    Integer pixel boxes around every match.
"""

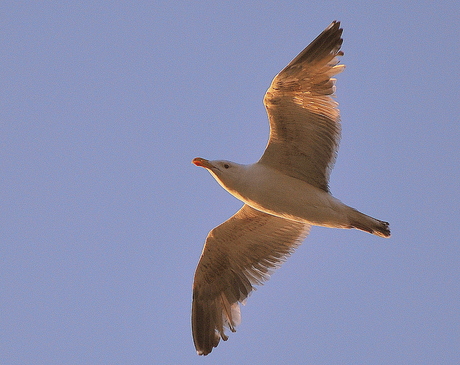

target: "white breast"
[224,163,352,229]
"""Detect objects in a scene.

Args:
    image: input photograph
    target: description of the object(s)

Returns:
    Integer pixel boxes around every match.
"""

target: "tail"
[348,208,391,238]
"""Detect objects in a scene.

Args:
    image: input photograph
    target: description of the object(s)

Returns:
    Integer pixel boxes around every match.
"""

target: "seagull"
[191,21,390,356]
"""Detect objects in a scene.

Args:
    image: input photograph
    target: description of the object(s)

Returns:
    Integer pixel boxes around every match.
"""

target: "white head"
[192,157,246,194]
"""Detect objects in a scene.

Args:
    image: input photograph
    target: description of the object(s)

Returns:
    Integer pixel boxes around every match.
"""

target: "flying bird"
[191,21,390,356]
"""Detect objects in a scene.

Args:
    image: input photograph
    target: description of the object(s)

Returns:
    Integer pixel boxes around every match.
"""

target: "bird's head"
[192,157,245,192]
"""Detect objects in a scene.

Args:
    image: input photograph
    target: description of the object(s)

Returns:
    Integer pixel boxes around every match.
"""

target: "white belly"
[226,164,352,229]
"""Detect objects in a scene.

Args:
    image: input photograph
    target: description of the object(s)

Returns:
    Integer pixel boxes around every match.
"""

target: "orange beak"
[192,157,214,169]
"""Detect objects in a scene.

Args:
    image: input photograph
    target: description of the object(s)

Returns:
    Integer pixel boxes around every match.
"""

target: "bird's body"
[194,158,389,236]
[191,21,390,355]
[223,162,349,227]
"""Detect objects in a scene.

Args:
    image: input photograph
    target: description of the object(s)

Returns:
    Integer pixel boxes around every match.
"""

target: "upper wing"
[192,204,310,355]
[259,21,345,192]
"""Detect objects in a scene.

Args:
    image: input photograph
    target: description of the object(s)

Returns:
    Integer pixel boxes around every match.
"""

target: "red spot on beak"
[192,157,212,169]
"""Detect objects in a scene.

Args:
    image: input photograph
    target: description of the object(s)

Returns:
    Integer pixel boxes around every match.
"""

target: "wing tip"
[326,20,343,38]
[278,20,344,75]
[329,20,341,28]
[192,291,243,356]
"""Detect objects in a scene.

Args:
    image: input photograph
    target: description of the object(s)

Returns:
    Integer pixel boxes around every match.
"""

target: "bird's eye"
[223,164,230,169]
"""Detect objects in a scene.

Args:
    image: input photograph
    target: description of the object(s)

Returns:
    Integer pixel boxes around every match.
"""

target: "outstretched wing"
[192,204,310,355]
[259,21,345,192]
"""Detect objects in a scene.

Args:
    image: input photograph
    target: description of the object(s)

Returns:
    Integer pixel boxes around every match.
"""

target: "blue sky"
[2,1,459,364]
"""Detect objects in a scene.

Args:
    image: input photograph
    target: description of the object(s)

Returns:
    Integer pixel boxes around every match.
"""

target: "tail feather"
[348,208,390,238]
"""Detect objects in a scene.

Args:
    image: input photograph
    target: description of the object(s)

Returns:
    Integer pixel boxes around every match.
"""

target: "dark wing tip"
[280,20,343,74]
[192,297,220,356]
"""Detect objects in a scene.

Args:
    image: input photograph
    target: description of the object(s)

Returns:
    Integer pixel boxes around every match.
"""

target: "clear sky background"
[2,1,459,364]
